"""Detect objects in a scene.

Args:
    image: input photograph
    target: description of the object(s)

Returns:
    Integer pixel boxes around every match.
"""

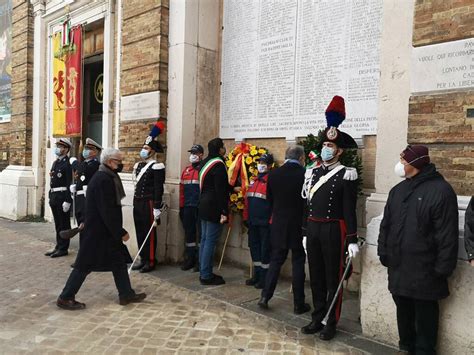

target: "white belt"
[51,187,67,192]
[76,190,85,196]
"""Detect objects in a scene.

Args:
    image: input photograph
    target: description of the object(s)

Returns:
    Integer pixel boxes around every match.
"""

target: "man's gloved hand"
[69,157,77,165]
[62,202,71,213]
[69,184,76,193]
[348,243,359,258]
[153,208,161,220]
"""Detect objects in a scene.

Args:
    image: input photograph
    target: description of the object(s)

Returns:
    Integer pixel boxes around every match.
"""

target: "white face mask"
[257,164,267,173]
[394,162,406,178]
[189,154,200,164]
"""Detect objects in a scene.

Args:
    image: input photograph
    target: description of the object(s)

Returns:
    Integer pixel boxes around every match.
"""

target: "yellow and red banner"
[52,25,82,137]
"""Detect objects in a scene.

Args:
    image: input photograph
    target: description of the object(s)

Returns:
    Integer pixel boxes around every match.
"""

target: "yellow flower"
[250,148,258,156]
[253,156,260,162]
[245,156,253,165]
[237,191,243,198]
[253,169,258,176]
[237,201,244,210]
[230,194,238,202]
[258,148,266,154]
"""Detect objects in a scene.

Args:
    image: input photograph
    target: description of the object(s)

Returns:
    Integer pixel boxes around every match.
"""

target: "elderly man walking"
[56,148,146,310]
[257,145,310,315]
[378,145,459,355]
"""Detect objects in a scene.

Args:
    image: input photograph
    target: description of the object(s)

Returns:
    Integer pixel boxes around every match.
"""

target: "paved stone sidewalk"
[0,220,392,354]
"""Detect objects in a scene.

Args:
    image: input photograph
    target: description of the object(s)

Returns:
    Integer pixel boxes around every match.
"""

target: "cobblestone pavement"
[0,220,392,354]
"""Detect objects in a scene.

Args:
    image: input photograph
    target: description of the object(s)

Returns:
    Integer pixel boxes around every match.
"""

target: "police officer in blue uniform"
[179,144,204,271]
[132,123,166,273]
[301,96,360,341]
[45,138,73,258]
[69,138,102,229]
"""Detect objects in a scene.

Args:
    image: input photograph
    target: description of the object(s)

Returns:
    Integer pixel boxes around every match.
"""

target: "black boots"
[301,321,324,334]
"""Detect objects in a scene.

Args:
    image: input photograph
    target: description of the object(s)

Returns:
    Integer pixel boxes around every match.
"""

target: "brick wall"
[0,0,33,168]
[119,0,169,172]
[409,0,474,195]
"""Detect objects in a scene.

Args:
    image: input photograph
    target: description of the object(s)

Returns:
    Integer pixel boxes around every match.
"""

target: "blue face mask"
[82,149,91,159]
[54,147,61,156]
[140,149,150,159]
[321,146,335,162]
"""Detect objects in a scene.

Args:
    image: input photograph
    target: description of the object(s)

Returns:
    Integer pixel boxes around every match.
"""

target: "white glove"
[69,157,77,165]
[348,243,359,258]
[69,184,76,193]
[62,202,71,213]
[153,208,161,220]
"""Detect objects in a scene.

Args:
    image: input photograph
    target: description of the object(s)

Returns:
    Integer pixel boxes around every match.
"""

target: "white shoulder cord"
[301,168,313,200]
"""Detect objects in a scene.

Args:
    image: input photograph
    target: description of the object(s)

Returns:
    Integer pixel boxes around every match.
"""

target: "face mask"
[394,162,406,178]
[114,163,124,173]
[189,154,200,164]
[321,146,335,162]
[140,149,149,160]
[257,164,267,173]
[82,149,91,159]
[54,147,61,156]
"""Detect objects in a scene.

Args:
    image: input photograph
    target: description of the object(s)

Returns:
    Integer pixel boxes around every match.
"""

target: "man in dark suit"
[56,148,146,310]
[258,145,310,315]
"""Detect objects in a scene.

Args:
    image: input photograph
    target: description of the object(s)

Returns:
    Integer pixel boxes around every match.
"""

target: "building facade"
[0,0,472,352]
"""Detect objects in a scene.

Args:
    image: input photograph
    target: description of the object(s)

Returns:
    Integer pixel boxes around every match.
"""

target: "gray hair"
[100,147,122,164]
[285,145,305,161]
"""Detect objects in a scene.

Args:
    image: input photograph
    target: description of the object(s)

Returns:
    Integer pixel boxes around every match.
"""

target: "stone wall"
[119,0,169,172]
[409,0,474,195]
[0,0,34,168]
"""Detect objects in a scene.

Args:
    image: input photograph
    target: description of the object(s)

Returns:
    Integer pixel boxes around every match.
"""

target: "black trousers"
[182,206,200,259]
[306,221,345,327]
[74,194,86,225]
[60,264,135,300]
[50,203,71,252]
[392,295,439,355]
[262,244,306,306]
[133,199,157,265]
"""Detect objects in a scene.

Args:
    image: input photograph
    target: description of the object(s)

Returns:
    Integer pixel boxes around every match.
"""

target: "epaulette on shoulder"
[343,167,358,181]
[152,163,165,170]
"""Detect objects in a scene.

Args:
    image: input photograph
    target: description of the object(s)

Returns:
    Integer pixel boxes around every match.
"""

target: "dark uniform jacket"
[463,196,474,261]
[243,173,271,226]
[306,163,358,243]
[378,164,459,300]
[49,156,72,206]
[198,155,229,223]
[75,166,132,272]
[71,158,100,192]
[267,161,305,249]
[133,161,165,209]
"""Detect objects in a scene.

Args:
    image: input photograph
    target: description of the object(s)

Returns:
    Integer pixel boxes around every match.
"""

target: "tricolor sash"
[199,157,225,191]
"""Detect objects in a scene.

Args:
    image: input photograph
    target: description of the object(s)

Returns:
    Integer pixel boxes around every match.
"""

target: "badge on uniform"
[80,175,85,181]
[57,172,62,178]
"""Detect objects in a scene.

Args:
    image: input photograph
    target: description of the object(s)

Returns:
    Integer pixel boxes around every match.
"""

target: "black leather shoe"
[131,260,146,271]
[245,274,258,286]
[294,303,311,315]
[319,325,336,341]
[301,321,324,334]
[139,262,156,273]
[200,274,225,285]
[181,258,196,271]
[257,297,269,309]
[56,297,86,310]
[45,249,57,256]
[50,250,68,258]
[119,293,147,306]
[192,264,199,272]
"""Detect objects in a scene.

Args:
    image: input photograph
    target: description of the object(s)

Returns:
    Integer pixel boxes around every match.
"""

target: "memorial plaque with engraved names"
[220,0,383,140]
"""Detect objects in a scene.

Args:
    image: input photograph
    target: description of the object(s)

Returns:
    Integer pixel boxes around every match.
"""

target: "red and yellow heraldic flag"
[52,25,82,137]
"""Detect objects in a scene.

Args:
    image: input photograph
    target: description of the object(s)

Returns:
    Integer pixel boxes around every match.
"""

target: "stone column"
[166,0,221,261]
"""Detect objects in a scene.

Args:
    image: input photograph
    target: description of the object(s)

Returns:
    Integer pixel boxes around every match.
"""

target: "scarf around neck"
[99,164,126,206]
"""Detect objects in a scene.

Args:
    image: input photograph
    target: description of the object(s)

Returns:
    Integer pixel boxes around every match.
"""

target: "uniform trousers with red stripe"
[306,220,346,327]
[133,199,157,265]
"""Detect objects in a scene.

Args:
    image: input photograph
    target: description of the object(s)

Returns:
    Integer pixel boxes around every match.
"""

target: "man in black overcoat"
[56,148,146,310]
[463,197,474,266]
[257,145,310,315]
[378,145,459,355]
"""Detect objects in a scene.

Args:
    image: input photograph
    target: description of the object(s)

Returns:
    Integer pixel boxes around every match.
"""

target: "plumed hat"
[318,96,358,150]
[144,120,165,153]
